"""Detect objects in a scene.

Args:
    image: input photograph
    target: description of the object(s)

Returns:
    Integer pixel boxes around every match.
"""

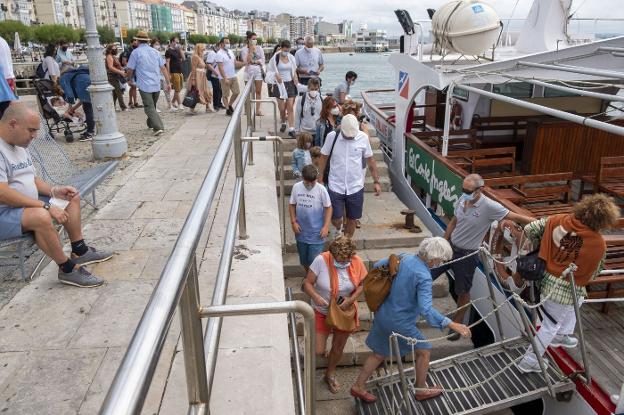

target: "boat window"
[492,82,533,98]
[543,87,580,98]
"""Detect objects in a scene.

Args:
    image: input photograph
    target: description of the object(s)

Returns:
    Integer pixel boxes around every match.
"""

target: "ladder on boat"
[355,337,575,415]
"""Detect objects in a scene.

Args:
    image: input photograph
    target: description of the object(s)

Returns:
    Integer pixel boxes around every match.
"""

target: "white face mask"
[224,44,230,50]
[308,90,318,98]
[330,107,340,116]
[250,39,257,46]
[280,51,289,57]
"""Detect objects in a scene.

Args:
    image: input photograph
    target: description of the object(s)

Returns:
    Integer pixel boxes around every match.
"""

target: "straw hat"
[134,30,150,41]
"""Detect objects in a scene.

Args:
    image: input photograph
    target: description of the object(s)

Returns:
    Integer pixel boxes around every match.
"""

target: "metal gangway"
[353,251,623,415]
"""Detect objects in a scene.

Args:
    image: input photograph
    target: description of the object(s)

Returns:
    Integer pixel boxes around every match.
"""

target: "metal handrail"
[101,78,312,415]
[287,288,306,415]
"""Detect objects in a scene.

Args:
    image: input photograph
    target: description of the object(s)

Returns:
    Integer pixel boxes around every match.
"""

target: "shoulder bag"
[322,130,340,184]
[363,254,401,312]
[324,255,357,332]
[182,86,198,109]
[516,247,546,281]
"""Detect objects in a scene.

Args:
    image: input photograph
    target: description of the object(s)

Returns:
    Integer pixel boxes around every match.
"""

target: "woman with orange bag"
[302,235,366,394]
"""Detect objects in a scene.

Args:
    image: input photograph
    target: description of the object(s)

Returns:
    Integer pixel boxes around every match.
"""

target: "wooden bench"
[448,146,516,177]
[580,156,624,198]
[414,129,478,152]
[472,115,528,149]
[485,172,574,217]
[0,113,118,281]
[586,236,624,313]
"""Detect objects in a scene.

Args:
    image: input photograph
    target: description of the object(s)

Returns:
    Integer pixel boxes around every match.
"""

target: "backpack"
[363,254,401,312]
[36,62,48,79]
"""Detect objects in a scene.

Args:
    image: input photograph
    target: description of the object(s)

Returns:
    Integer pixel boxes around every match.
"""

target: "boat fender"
[489,219,526,292]
[451,99,463,130]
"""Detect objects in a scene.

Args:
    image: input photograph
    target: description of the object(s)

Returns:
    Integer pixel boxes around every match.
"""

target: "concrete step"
[276,161,389,181]
[286,273,449,304]
[282,148,385,165]
[292,291,457,336]
[278,175,391,195]
[299,324,473,369]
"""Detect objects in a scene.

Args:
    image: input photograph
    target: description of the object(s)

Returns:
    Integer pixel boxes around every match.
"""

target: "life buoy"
[488,219,528,292]
[450,99,463,130]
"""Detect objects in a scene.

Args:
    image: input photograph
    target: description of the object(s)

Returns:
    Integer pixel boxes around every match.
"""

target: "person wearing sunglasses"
[431,174,534,340]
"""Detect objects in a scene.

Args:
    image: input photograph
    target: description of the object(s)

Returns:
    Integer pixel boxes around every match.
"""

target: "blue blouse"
[0,64,16,102]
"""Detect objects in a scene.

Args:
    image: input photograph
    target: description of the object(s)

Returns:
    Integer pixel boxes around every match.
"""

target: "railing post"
[568,267,591,384]
[179,254,210,411]
[391,336,415,415]
[234,114,248,240]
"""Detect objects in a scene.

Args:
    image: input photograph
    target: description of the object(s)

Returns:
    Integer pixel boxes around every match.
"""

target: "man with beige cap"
[126,30,171,136]
[317,114,381,237]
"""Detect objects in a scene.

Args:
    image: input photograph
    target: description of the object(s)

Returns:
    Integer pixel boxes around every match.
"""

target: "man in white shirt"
[215,37,243,116]
[0,36,15,92]
[317,114,381,237]
[295,35,324,86]
[204,46,224,111]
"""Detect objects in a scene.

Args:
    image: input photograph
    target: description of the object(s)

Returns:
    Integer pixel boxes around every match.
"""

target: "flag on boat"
[398,71,409,99]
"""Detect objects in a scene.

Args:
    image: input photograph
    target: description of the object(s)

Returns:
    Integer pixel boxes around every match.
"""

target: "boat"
[358,0,624,413]
[355,23,389,53]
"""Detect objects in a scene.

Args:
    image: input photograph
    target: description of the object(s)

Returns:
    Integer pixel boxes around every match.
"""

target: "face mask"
[460,192,476,203]
[303,182,314,190]
[349,80,356,86]
[154,44,160,49]
[308,90,318,98]
[297,44,304,50]
[224,44,230,50]
[333,259,351,269]
[280,51,289,57]
[112,49,118,54]
[330,107,340,116]
[250,39,257,46]
[61,46,68,51]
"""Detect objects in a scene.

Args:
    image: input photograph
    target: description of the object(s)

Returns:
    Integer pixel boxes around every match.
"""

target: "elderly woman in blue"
[350,237,471,403]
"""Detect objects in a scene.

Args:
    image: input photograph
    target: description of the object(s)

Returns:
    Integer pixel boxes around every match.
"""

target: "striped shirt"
[524,218,604,305]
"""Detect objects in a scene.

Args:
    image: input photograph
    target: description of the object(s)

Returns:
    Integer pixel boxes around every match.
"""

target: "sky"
[199,0,624,35]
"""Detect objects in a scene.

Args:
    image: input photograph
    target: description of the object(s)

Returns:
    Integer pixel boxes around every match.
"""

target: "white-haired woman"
[350,237,472,403]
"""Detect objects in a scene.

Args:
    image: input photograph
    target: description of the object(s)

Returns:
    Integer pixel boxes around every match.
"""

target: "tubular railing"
[100,80,315,415]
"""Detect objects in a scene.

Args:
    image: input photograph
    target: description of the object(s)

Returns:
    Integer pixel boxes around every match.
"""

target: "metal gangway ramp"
[356,337,575,415]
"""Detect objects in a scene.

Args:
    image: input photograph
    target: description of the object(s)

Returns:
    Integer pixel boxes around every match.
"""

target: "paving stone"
[162,178,203,201]
[82,218,150,252]
[132,218,187,250]
[90,250,151,280]
[95,199,141,220]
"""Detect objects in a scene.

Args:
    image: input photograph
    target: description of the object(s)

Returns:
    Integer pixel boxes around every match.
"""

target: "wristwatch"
[42,202,50,210]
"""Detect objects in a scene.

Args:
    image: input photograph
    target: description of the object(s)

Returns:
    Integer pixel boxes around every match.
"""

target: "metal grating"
[356,337,575,415]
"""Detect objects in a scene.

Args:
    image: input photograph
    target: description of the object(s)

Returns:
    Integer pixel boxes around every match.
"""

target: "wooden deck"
[567,302,624,396]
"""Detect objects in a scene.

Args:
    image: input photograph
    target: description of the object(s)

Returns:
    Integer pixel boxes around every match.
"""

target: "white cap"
[341,114,359,138]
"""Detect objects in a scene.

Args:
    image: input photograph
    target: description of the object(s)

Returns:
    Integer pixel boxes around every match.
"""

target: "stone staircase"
[277,133,474,412]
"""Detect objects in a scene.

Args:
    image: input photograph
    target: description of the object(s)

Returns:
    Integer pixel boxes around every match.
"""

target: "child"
[310,146,322,170]
[292,132,314,180]
[289,164,332,272]
[294,77,322,140]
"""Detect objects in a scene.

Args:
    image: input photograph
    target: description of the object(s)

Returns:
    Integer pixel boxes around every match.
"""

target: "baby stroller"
[33,79,86,143]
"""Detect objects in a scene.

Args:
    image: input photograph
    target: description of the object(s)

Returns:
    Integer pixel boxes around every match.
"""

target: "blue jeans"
[296,241,325,268]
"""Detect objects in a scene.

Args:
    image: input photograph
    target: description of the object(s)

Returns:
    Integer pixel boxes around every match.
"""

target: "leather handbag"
[363,254,400,312]
[516,248,546,281]
[325,256,357,332]
[182,87,198,109]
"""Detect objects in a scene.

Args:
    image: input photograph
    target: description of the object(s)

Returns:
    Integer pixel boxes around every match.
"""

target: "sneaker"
[72,246,114,266]
[169,107,178,112]
[288,130,296,138]
[154,129,164,136]
[78,133,93,142]
[225,108,233,116]
[447,329,461,342]
[516,358,549,374]
[156,108,162,113]
[58,266,104,288]
[280,123,287,133]
[552,334,579,349]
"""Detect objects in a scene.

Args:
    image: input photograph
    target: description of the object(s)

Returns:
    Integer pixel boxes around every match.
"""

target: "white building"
[33,0,81,28]
[112,0,151,31]
[355,24,388,52]
[0,0,36,25]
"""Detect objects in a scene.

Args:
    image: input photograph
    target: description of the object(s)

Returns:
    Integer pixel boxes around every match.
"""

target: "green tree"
[256,37,264,45]
[33,24,79,44]
[97,25,116,44]
[0,20,32,45]
[207,35,220,45]
[188,34,210,45]
[227,33,242,45]
[125,28,139,44]
[266,37,277,45]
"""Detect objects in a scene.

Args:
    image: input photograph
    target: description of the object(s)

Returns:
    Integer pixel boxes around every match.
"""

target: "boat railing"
[98,80,317,415]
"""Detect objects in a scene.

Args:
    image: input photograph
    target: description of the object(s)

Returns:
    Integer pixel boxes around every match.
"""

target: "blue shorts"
[0,206,25,240]
[328,188,364,220]
[296,241,325,268]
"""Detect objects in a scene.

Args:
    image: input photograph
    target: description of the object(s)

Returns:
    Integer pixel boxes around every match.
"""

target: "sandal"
[324,374,341,394]
[415,385,443,401]
[350,387,378,403]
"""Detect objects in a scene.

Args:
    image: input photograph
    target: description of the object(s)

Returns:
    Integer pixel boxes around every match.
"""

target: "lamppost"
[81,0,127,159]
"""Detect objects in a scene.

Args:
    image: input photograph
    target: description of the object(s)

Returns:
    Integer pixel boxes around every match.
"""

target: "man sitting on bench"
[0,102,112,287]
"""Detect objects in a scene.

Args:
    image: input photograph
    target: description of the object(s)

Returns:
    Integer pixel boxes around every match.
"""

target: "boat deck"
[568,302,624,396]
[356,337,575,415]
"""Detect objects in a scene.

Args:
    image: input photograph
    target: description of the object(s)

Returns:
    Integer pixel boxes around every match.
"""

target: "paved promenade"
[0,95,292,414]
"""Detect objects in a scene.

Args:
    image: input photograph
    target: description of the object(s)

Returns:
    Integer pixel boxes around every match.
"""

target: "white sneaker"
[169,107,178,112]
[552,335,579,349]
[156,108,162,113]
[329,227,342,241]
[516,358,549,374]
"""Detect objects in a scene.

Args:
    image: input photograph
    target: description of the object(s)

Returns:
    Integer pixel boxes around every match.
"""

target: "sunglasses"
[462,186,482,195]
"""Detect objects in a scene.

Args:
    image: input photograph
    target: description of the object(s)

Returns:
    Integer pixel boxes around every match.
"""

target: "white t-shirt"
[215,48,236,79]
[0,37,14,79]
[321,131,373,195]
[289,181,331,244]
[0,138,38,208]
[309,255,355,315]
[203,49,221,79]
[43,56,60,80]
[277,59,293,82]
[240,46,265,77]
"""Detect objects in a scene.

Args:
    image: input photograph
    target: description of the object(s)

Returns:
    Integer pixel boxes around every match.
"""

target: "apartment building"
[33,0,80,28]
[0,0,36,25]
[112,0,151,31]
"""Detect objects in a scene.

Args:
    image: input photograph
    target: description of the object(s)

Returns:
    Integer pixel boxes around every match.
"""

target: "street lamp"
[81,0,127,159]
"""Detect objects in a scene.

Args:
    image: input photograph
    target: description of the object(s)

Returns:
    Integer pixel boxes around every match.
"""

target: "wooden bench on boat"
[485,172,574,217]
[448,146,516,177]
[580,156,624,198]
[414,129,478,152]
[472,115,528,149]
[586,235,624,313]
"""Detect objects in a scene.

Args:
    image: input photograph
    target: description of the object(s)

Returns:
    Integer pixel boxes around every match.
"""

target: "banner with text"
[405,139,462,217]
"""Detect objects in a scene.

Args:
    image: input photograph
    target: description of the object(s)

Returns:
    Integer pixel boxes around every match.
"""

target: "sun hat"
[134,30,150,41]
[341,114,360,138]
